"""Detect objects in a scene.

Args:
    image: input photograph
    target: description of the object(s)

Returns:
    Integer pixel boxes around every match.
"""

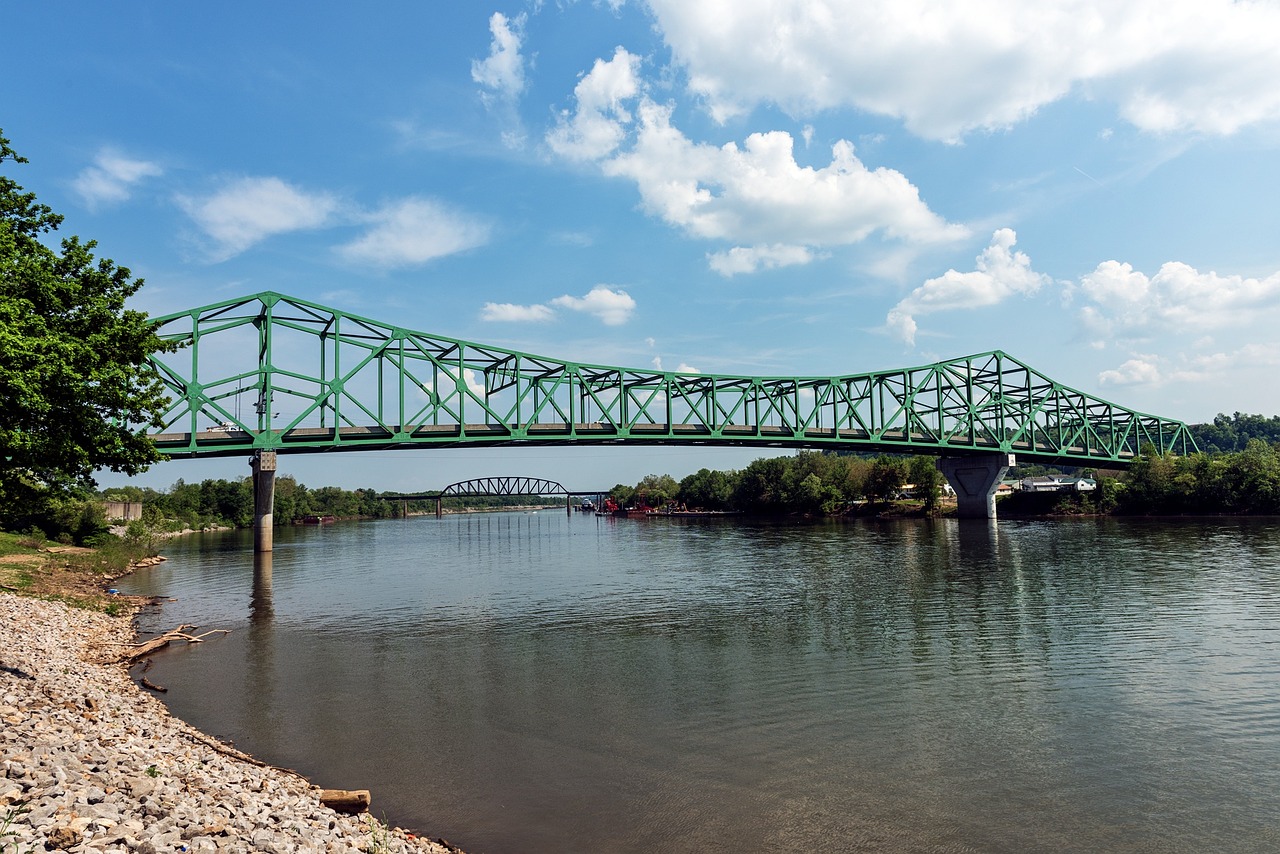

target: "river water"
[117,513,1280,853]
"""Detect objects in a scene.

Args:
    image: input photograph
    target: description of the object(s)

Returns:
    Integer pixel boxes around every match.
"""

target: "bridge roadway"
[152,423,1138,463]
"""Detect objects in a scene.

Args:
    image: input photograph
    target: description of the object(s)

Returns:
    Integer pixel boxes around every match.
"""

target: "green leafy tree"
[677,467,735,510]
[731,457,790,512]
[608,482,636,508]
[0,130,172,529]
[634,473,679,508]
[908,454,943,515]
[865,456,908,504]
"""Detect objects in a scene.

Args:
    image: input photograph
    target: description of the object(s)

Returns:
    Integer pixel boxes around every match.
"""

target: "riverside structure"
[145,292,1197,547]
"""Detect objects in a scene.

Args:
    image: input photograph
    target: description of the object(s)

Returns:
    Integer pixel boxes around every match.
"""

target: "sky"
[5,1,1280,493]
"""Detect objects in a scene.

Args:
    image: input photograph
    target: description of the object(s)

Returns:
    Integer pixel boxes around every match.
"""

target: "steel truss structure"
[382,477,570,500]
[148,292,1198,466]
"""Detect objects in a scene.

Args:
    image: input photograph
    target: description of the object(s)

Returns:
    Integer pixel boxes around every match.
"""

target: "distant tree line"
[608,451,945,517]
[606,430,1280,519]
[1117,439,1280,514]
[101,477,431,532]
[1189,412,1280,454]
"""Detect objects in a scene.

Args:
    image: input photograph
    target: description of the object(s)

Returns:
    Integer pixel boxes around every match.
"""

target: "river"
[116,513,1280,853]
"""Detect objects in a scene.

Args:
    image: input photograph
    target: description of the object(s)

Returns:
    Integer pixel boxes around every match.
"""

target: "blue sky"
[6,1,1280,492]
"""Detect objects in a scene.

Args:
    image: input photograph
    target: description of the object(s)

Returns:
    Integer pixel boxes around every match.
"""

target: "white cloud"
[649,355,699,374]
[645,0,1280,140]
[1100,345,1280,389]
[481,302,555,322]
[547,47,643,161]
[708,244,814,277]
[608,103,966,248]
[472,12,527,99]
[178,176,338,261]
[464,369,486,398]
[551,285,637,325]
[886,229,1051,345]
[548,51,965,271]
[1099,356,1164,386]
[72,149,162,209]
[1078,260,1280,337]
[472,12,528,148]
[337,197,490,269]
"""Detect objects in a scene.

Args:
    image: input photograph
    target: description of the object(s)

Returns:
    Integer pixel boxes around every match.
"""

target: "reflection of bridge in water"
[145,292,1198,546]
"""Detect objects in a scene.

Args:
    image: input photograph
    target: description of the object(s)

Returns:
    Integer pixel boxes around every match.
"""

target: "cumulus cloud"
[551,285,637,325]
[645,0,1280,140]
[72,149,162,209]
[886,229,1051,345]
[1099,356,1164,386]
[337,197,490,269]
[1099,344,1280,388]
[178,176,339,261]
[1077,260,1280,339]
[547,47,643,161]
[480,302,555,322]
[547,51,965,271]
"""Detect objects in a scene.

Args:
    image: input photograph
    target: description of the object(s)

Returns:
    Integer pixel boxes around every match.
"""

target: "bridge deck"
[152,423,1136,464]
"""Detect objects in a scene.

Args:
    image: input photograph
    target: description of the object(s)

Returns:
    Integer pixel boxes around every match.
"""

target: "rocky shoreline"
[1,593,457,853]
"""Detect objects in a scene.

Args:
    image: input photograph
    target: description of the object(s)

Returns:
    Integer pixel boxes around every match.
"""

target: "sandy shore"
[0,592,458,853]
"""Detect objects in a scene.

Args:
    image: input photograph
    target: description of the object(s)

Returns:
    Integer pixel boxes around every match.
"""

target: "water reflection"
[251,551,273,624]
[118,515,1280,854]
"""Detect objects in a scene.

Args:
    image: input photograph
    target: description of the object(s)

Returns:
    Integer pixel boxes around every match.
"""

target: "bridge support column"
[938,453,1014,520]
[250,450,277,552]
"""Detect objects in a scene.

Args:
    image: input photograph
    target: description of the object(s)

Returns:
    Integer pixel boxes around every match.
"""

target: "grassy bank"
[0,530,156,615]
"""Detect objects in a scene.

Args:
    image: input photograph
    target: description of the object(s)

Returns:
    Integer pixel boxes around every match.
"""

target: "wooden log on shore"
[320,789,371,814]
[118,625,230,662]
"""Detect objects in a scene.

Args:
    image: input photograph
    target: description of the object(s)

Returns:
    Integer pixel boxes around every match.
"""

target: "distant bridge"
[143,292,1198,531]
[381,476,605,517]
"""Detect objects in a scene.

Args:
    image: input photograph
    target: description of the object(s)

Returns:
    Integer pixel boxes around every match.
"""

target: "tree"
[0,130,173,527]
[908,455,943,515]
[634,473,679,508]
[865,456,908,504]
[677,467,734,510]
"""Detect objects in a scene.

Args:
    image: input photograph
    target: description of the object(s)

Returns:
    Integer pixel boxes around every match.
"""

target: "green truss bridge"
[146,291,1197,534]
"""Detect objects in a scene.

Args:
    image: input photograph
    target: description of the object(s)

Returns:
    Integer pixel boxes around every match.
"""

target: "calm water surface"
[117,514,1280,853]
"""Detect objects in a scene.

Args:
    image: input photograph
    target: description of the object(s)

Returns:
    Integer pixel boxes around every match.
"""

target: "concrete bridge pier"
[250,450,277,552]
[937,453,1015,520]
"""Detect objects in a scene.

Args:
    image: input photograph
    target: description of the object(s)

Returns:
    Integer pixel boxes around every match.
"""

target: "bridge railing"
[146,292,1199,464]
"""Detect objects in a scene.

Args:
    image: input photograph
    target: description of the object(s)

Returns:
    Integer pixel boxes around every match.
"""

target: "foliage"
[908,455,943,516]
[0,130,173,534]
[94,477,431,531]
[608,483,636,508]
[1191,412,1280,454]
[864,456,908,504]
[634,473,679,508]
[677,468,734,510]
[1119,439,1280,514]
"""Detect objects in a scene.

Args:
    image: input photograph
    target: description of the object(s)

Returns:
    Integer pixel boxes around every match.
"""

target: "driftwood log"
[320,789,371,814]
[119,625,230,663]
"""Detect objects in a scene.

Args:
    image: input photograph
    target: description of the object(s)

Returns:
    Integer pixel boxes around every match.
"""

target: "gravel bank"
[1,593,457,853]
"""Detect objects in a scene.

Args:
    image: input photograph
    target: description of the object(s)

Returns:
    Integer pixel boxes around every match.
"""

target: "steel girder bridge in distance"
[382,476,606,518]
[146,292,1198,541]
